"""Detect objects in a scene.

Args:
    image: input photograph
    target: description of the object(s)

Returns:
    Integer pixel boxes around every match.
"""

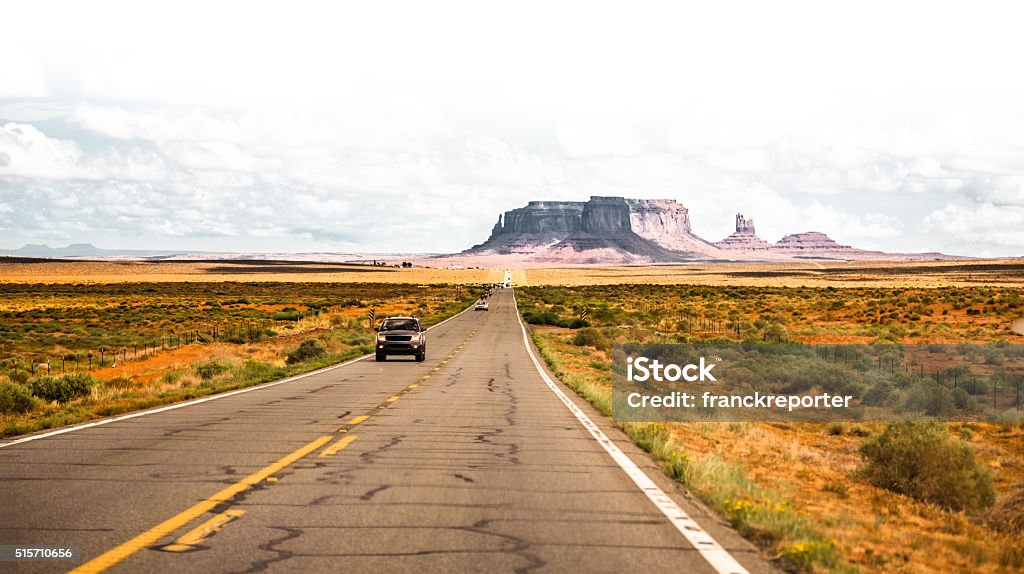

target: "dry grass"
[5,257,1024,571]
[676,418,1024,573]
[4,258,1020,289]
[0,259,502,284]
[521,259,1024,288]
[0,278,480,437]
[521,270,1024,573]
[534,332,1024,573]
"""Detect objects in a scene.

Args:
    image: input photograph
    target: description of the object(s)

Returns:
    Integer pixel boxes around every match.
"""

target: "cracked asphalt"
[0,289,776,574]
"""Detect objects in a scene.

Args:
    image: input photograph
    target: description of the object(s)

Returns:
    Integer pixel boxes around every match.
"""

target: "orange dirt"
[0,259,501,284]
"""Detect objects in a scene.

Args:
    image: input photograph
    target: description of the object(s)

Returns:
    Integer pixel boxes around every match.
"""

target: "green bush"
[523,311,561,326]
[286,339,326,364]
[239,360,281,383]
[7,369,30,385]
[827,422,847,436]
[342,333,372,346]
[241,359,274,375]
[859,422,995,512]
[0,382,36,414]
[195,359,231,381]
[903,381,953,416]
[522,311,589,329]
[572,328,610,351]
[29,373,95,403]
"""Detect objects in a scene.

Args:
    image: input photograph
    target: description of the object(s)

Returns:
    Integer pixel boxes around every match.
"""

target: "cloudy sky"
[2,1,1023,256]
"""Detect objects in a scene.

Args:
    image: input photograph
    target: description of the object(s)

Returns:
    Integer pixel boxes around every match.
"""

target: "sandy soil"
[520,259,1024,288]
[0,259,502,284]
[1,257,1021,289]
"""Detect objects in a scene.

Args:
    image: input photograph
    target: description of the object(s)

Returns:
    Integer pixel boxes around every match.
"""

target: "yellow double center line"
[72,320,485,573]
[317,434,358,459]
[161,509,246,553]
[70,434,334,574]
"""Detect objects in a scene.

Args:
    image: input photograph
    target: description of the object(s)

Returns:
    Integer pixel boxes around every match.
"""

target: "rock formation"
[771,231,857,254]
[735,213,755,234]
[481,201,585,254]
[466,196,716,263]
[715,213,771,252]
[497,201,585,235]
[626,199,723,256]
[545,197,700,263]
[450,198,961,266]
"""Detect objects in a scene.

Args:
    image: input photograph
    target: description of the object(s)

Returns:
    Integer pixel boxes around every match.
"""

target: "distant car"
[374,316,426,362]
[475,300,489,311]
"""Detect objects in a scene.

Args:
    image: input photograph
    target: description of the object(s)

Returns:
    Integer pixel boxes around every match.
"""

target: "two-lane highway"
[0,289,774,573]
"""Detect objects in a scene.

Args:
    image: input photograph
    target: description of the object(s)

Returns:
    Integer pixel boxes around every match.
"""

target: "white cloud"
[0,45,47,98]
[963,175,1024,207]
[0,123,88,179]
[556,121,647,158]
[160,141,277,173]
[73,104,247,143]
[924,204,1024,250]
[798,204,904,244]
[2,1,1024,255]
[0,122,167,181]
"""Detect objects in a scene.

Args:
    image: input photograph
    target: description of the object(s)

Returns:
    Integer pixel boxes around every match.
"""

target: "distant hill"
[0,244,437,263]
[0,243,195,258]
[439,196,966,265]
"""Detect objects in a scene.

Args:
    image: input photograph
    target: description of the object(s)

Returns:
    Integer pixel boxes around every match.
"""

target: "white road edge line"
[0,298,479,449]
[512,290,750,574]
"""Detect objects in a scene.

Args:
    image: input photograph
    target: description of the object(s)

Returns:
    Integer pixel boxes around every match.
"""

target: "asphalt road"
[0,289,775,574]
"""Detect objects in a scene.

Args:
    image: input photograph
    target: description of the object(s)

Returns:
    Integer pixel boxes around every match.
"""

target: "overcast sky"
[2,1,1023,256]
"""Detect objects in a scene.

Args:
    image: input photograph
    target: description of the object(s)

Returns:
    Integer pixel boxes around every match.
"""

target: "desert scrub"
[988,489,1024,535]
[0,382,36,414]
[522,310,589,329]
[779,538,848,573]
[859,422,995,512]
[0,281,471,382]
[572,327,610,351]
[688,454,852,573]
[529,329,852,573]
[623,423,691,481]
[342,332,372,346]
[531,332,611,414]
[195,359,231,381]
[286,339,327,364]
[238,359,282,382]
[29,373,95,403]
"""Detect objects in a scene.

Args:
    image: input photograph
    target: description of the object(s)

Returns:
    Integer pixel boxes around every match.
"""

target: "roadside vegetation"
[0,282,478,437]
[519,284,1024,574]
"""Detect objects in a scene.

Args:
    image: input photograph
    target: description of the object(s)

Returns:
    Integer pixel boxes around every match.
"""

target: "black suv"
[374,316,426,362]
